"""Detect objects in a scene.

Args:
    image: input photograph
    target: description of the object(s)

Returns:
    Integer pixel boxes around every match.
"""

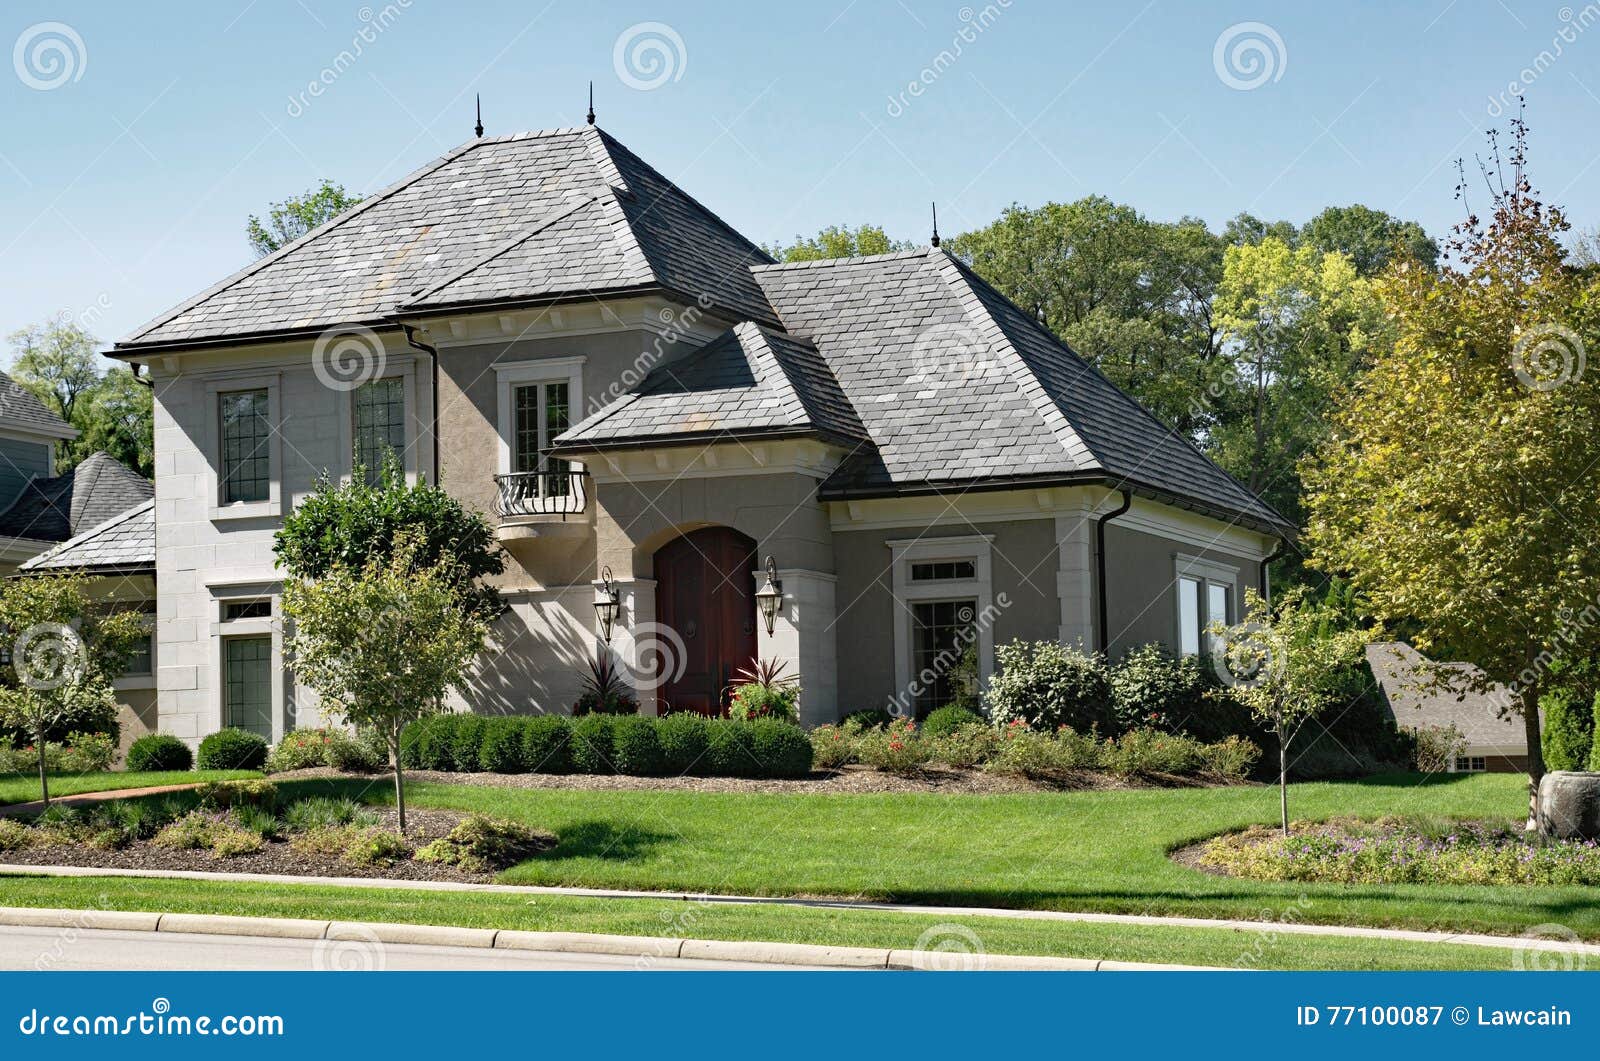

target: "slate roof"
[0,452,154,545]
[118,127,775,348]
[558,322,866,449]
[0,370,75,437]
[19,499,154,573]
[1365,643,1527,749]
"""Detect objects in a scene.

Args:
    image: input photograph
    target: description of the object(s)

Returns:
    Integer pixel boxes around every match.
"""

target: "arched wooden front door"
[653,527,759,715]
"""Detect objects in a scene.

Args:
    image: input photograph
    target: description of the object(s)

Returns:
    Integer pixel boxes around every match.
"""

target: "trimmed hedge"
[126,733,193,772]
[921,705,983,738]
[399,713,812,779]
[196,728,268,770]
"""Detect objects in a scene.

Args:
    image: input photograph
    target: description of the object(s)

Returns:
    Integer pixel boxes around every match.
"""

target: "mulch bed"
[279,764,1241,795]
[0,808,522,883]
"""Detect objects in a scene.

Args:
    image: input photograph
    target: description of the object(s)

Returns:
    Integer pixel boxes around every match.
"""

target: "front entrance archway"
[653,526,758,715]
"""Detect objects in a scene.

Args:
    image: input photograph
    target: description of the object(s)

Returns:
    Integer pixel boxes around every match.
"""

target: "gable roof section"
[19,498,154,574]
[119,127,776,349]
[557,322,866,450]
[0,452,153,544]
[0,370,75,437]
[1365,642,1526,749]
[750,248,1290,534]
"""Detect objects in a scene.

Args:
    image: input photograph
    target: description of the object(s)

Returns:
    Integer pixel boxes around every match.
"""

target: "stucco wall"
[1100,521,1266,659]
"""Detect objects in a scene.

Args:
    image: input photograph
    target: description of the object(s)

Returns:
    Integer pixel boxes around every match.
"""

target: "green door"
[224,636,273,738]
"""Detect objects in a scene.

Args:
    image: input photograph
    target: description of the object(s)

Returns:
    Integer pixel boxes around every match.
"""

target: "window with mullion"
[219,389,270,503]
[512,381,572,496]
[911,598,978,716]
[354,377,405,483]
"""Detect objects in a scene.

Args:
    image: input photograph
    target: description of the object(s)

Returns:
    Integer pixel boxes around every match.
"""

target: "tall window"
[911,599,978,715]
[1175,562,1235,657]
[354,377,405,482]
[219,389,270,503]
[224,636,273,739]
[1177,577,1201,656]
[513,381,570,488]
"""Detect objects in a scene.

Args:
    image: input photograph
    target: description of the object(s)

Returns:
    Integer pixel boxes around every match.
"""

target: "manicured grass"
[0,771,260,805]
[0,873,1536,971]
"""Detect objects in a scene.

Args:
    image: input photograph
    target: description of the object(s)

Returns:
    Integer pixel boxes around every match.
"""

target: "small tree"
[1209,588,1371,835]
[0,572,145,806]
[247,179,362,257]
[282,537,487,833]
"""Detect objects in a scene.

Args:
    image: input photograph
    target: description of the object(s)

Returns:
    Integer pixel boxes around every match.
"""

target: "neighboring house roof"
[0,369,76,438]
[19,498,154,574]
[0,452,154,545]
[557,322,867,450]
[1365,642,1527,750]
[117,127,776,349]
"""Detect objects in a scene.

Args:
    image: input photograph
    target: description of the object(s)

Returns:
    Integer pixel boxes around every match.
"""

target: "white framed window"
[208,581,284,742]
[203,373,283,521]
[494,358,585,516]
[887,535,995,717]
[1174,554,1238,657]
[1452,755,1487,773]
[353,377,406,482]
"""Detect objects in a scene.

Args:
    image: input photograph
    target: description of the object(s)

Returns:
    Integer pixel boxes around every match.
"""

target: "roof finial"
[474,94,484,138]
[586,80,596,125]
[930,202,940,248]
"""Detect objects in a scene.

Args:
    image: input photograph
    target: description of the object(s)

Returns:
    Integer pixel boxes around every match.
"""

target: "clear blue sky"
[2,0,1597,351]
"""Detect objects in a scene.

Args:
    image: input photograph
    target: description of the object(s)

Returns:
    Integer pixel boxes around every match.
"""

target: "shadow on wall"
[467,594,597,717]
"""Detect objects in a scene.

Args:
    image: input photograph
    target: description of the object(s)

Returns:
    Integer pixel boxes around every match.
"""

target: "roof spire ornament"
[586,80,596,125]
[474,94,484,138]
[930,202,940,248]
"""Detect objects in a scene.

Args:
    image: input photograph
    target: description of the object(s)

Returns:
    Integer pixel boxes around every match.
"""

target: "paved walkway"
[0,784,204,818]
[1,862,1591,957]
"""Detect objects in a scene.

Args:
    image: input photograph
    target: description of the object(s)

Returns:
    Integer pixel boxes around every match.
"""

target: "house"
[0,369,83,572]
[109,124,1292,743]
[1365,642,1530,773]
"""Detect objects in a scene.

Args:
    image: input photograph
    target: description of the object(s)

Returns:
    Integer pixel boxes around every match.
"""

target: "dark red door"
[653,527,759,715]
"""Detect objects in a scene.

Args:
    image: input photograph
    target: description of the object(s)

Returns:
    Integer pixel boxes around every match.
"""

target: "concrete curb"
[3,862,1590,956]
[0,905,1213,971]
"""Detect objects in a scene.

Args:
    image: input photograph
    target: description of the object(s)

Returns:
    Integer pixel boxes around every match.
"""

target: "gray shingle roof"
[557,322,866,449]
[0,452,154,544]
[19,498,154,573]
[0,369,74,436]
[750,249,1291,533]
[119,127,775,348]
[1365,642,1526,749]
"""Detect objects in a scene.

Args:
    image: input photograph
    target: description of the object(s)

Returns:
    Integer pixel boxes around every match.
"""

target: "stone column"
[1055,504,1096,651]
[604,577,661,716]
[754,568,838,728]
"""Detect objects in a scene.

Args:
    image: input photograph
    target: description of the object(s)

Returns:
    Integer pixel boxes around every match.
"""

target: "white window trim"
[337,357,420,484]
[493,357,586,477]
[1173,553,1238,657]
[203,373,283,522]
[207,581,286,743]
[112,605,157,692]
[887,535,995,713]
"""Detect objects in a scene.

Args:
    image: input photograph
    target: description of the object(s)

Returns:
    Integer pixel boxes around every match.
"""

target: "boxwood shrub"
[126,733,193,772]
[611,716,665,776]
[658,712,711,774]
[521,715,571,774]
[920,705,983,738]
[449,715,488,773]
[196,728,268,770]
[477,717,526,774]
[569,715,616,775]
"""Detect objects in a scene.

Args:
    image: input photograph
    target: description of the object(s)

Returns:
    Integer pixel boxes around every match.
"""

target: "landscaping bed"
[1180,816,1600,887]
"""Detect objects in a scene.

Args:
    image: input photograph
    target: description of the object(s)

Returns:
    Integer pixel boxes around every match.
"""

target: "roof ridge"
[20,497,153,571]
[750,247,935,272]
[734,323,810,426]
[119,139,488,346]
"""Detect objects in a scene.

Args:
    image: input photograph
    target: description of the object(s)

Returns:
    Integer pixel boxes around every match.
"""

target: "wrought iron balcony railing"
[494,469,589,519]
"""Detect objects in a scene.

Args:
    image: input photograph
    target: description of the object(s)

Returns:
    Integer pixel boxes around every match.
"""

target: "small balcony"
[495,468,590,520]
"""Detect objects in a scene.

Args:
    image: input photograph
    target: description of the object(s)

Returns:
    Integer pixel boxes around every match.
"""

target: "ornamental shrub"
[745,719,812,778]
[728,682,799,724]
[125,733,193,773]
[808,724,857,769]
[404,715,456,770]
[855,718,931,774]
[477,717,526,774]
[1109,643,1213,734]
[843,708,893,731]
[265,729,331,773]
[521,715,571,774]
[448,715,487,773]
[570,714,616,774]
[415,814,551,873]
[920,705,983,738]
[1542,685,1595,772]
[326,730,384,772]
[611,716,666,776]
[657,712,710,774]
[984,640,1115,734]
[926,723,1001,769]
[196,728,269,770]
[704,719,754,776]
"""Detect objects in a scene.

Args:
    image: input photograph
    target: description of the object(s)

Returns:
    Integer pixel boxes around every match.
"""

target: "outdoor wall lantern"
[754,555,784,637]
[593,566,621,642]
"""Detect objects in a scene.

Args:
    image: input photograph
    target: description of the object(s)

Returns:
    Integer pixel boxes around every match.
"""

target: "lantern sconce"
[754,555,783,637]
[593,566,621,642]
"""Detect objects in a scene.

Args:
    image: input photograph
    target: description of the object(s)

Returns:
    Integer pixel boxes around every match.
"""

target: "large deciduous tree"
[765,224,913,262]
[1301,204,1439,275]
[246,179,362,258]
[1303,121,1600,822]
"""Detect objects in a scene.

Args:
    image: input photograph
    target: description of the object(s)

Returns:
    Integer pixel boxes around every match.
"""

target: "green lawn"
[0,873,1535,971]
[0,771,260,805]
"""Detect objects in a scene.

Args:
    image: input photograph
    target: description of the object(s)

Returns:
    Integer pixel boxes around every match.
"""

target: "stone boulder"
[1537,771,1600,840]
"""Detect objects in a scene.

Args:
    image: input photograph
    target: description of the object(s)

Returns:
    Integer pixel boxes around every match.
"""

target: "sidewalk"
[0,784,204,818]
